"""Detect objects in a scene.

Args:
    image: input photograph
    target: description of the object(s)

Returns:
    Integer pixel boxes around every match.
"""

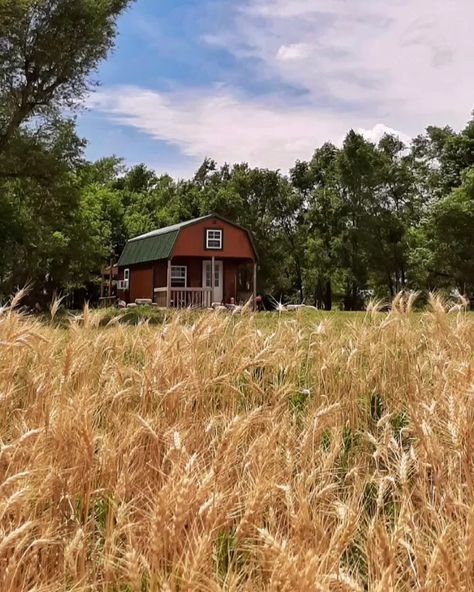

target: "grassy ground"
[93,304,368,330]
[1,295,473,591]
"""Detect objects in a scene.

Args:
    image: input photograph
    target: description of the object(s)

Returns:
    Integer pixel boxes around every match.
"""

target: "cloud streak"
[232,0,474,129]
[90,86,364,174]
[88,0,473,176]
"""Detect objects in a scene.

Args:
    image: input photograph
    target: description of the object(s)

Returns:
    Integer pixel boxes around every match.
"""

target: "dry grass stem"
[0,296,473,590]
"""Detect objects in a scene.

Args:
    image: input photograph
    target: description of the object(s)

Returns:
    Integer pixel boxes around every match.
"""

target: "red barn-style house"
[117,214,258,308]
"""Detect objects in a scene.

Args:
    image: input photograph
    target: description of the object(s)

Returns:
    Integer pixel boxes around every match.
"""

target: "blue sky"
[79,0,474,178]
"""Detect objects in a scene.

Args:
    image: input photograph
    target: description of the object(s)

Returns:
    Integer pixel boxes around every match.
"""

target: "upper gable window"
[206,229,223,249]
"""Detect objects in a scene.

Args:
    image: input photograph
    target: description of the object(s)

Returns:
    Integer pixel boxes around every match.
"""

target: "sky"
[79,0,474,179]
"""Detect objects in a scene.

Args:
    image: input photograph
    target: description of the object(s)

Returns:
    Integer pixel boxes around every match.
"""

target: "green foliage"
[3,115,474,306]
[289,389,311,417]
[215,529,246,581]
[338,427,361,472]
[215,530,237,580]
[0,1,473,307]
[391,412,409,443]
[0,0,134,150]
[93,496,111,534]
[362,480,378,518]
[370,394,384,423]
[429,170,474,290]
[0,0,132,304]
[320,430,332,452]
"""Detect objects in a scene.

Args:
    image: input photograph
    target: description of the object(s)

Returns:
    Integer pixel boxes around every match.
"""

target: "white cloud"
[89,0,473,174]
[276,43,312,61]
[89,86,361,174]
[230,0,474,131]
[358,124,411,147]
[90,87,414,177]
[244,0,349,18]
[219,0,474,134]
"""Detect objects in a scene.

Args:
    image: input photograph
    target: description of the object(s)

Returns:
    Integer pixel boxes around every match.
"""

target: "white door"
[203,260,223,303]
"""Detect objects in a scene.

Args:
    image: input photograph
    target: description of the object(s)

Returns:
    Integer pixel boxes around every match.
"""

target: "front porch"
[154,287,213,308]
[153,256,257,309]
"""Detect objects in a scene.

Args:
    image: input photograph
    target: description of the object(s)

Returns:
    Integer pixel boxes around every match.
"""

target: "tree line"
[1,0,473,309]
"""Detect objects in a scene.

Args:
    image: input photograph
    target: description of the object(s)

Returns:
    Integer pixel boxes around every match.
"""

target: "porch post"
[166,259,172,307]
[253,261,257,311]
[108,257,113,298]
[211,256,215,305]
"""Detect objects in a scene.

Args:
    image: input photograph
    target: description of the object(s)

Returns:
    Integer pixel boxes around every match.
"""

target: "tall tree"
[417,170,474,293]
[0,0,133,156]
[0,121,87,298]
[366,135,419,297]
[336,132,382,309]
[293,143,342,309]
[0,0,133,303]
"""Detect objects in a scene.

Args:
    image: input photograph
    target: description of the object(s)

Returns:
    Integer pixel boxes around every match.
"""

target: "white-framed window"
[171,265,187,287]
[206,229,223,249]
[124,268,130,281]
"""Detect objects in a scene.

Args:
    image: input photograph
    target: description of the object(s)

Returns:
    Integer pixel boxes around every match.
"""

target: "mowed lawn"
[1,298,473,591]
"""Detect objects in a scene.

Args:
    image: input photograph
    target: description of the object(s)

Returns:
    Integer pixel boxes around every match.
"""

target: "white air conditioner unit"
[117,279,129,290]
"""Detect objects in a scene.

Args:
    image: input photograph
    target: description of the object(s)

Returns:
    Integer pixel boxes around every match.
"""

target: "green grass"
[41,303,431,333]
[254,308,367,330]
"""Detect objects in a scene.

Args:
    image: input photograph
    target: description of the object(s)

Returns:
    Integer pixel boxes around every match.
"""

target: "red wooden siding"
[130,266,153,302]
[171,257,202,288]
[172,218,255,260]
[122,258,250,304]
[153,260,168,288]
[224,260,238,302]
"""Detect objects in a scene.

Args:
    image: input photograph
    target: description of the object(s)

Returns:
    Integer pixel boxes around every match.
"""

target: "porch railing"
[154,288,167,307]
[99,296,117,308]
[154,287,213,309]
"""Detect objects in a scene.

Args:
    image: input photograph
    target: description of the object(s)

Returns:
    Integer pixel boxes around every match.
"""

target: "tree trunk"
[294,258,304,302]
[400,263,406,288]
[388,273,395,298]
[324,280,332,310]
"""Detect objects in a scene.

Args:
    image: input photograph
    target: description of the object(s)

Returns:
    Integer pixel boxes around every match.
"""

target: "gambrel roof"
[118,214,257,266]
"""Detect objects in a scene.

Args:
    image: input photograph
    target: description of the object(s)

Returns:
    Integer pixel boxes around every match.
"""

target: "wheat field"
[1,294,473,591]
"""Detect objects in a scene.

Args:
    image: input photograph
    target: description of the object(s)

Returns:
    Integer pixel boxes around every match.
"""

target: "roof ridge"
[128,214,214,242]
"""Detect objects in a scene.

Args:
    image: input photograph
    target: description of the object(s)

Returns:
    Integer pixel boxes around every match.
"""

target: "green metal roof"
[126,215,211,242]
[118,229,179,266]
[118,214,258,267]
